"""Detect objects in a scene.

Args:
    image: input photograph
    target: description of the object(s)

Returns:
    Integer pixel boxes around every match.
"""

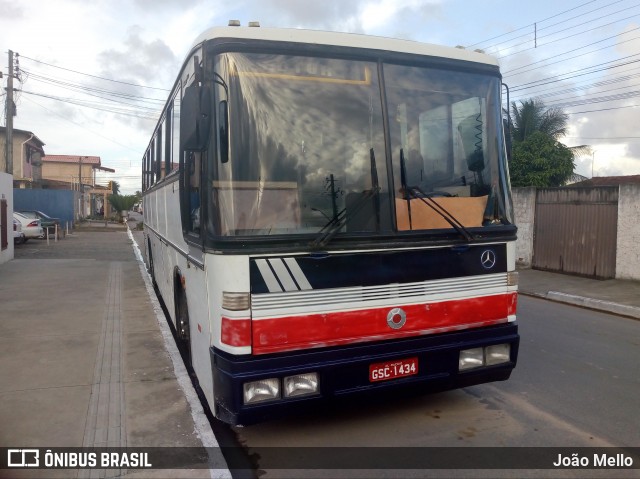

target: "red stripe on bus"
[221,317,252,347]
[252,293,517,355]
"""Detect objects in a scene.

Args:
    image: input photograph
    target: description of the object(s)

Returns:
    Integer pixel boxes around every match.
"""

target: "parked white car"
[13,218,26,244]
[13,212,43,240]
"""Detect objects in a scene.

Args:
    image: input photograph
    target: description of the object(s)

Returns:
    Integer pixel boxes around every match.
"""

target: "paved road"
[226,296,639,478]
[498,295,639,447]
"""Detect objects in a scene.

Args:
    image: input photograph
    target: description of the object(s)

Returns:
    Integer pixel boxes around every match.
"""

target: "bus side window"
[186,151,202,235]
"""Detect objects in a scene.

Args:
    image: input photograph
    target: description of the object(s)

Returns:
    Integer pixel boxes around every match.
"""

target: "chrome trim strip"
[251,273,509,314]
[145,225,204,270]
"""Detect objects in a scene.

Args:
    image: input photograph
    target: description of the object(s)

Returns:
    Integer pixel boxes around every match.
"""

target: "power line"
[510,65,640,100]
[466,0,601,48]
[508,55,640,92]
[22,70,166,104]
[20,95,145,154]
[565,103,640,114]
[18,89,160,119]
[491,3,637,56]
[567,136,640,139]
[19,55,171,91]
[502,28,640,76]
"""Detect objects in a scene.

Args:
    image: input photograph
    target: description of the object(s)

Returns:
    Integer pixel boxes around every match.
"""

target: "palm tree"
[510,99,568,142]
[510,98,590,158]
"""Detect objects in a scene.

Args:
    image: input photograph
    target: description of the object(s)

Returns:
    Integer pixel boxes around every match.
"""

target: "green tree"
[509,99,589,187]
[111,180,120,195]
[509,132,574,187]
[108,194,137,213]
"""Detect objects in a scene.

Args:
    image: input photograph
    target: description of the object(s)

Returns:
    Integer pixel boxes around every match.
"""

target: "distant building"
[0,126,46,188]
[41,155,115,218]
[565,172,589,185]
[570,175,640,187]
[41,155,102,190]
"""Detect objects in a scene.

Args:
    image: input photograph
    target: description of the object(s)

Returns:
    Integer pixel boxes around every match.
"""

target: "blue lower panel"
[211,323,519,425]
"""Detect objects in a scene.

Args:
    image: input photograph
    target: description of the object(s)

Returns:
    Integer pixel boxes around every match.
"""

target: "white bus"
[142,23,519,425]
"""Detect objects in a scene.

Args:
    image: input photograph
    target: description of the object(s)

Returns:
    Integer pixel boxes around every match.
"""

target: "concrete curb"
[521,291,640,319]
[127,227,232,479]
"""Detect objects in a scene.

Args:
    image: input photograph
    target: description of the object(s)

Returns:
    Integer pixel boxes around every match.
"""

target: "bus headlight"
[284,372,319,398]
[223,292,250,311]
[458,348,484,371]
[243,378,280,404]
[486,343,511,365]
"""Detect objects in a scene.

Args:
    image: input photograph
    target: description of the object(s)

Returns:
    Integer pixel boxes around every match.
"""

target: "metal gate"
[533,187,618,279]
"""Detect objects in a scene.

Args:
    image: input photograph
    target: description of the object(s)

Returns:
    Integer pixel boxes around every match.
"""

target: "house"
[41,155,115,218]
[41,154,102,190]
[0,126,46,188]
[570,175,640,187]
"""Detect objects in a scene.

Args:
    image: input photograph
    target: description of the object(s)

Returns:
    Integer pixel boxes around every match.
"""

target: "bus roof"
[190,26,499,67]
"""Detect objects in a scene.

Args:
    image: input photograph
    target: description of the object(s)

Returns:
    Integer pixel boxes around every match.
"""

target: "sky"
[1,0,639,194]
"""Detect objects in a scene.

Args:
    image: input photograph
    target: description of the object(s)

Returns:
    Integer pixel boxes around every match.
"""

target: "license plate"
[369,357,418,382]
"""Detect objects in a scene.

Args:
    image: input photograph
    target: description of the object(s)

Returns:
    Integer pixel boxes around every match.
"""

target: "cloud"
[0,0,24,19]
[132,0,201,9]
[97,27,178,87]
[235,0,443,37]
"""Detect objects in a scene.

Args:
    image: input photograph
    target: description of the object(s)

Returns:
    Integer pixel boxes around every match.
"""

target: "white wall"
[0,172,14,265]
[615,184,640,281]
[512,187,536,267]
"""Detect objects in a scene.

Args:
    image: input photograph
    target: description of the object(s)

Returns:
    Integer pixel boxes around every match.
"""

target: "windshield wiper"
[309,187,379,249]
[310,148,381,249]
[408,186,475,242]
[400,148,476,242]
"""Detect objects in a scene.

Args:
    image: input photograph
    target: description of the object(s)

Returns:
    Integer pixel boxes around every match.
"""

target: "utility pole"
[79,156,84,219]
[4,50,14,174]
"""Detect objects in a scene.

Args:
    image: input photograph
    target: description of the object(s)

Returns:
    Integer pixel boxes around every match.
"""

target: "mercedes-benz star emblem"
[387,308,407,330]
[481,250,497,270]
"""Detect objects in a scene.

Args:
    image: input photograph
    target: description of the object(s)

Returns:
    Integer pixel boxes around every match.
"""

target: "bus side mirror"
[181,83,211,151]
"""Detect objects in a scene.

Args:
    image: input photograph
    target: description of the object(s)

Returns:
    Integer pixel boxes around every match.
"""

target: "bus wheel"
[175,280,192,366]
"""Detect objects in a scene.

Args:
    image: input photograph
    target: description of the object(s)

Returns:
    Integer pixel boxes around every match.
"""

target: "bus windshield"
[208,51,512,239]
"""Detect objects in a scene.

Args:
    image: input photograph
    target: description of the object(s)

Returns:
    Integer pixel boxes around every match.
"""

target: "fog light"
[243,378,280,404]
[486,343,510,366]
[459,347,484,371]
[284,373,319,398]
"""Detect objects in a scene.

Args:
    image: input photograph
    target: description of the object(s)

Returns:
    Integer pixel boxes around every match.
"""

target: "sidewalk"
[0,228,230,478]
[518,267,640,319]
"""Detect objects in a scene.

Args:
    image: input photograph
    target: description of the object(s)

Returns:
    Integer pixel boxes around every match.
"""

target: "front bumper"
[211,322,519,425]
